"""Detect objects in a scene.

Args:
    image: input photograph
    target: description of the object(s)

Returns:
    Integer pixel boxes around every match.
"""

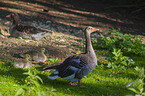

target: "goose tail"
[43,62,61,70]
[48,71,59,80]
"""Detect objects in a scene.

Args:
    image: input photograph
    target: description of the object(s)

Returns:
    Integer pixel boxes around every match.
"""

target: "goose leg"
[69,80,85,87]
[69,82,78,86]
[78,80,86,87]
[78,80,81,86]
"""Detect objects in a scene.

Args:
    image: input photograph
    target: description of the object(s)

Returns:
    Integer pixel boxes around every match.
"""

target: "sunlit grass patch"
[0,55,139,96]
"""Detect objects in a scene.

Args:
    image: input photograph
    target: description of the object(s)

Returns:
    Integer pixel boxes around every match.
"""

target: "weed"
[23,68,44,95]
[75,50,82,54]
[126,67,145,96]
[94,29,145,56]
[14,88,25,96]
[49,58,62,64]
[0,92,3,96]
[106,49,135,70]
[23,68,43,87]
[47,87,56,96]
[100,34,117,50]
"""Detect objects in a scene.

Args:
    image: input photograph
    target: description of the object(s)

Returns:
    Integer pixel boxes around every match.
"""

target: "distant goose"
[6,13,51,40]
[20,48,47,62]
[43,26,99,86]
[12,54,33,68]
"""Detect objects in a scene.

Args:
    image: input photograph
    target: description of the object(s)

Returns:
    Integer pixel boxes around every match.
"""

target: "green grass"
[0,52,143,96]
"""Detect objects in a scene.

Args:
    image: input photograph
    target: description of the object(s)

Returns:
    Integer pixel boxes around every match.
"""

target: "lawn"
[0,29,145,96]
[0,0,145,96]
[0,47,144,96]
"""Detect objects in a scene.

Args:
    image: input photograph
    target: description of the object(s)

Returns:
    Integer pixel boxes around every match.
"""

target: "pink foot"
[69,82,86,87]
[79,85,86,88]
[70,82,78,86]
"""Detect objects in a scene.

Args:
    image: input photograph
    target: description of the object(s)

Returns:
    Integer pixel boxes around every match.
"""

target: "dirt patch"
[0,0,145,62]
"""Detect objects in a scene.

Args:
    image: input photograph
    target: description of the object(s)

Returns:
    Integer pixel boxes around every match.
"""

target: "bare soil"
[0,0,145,62]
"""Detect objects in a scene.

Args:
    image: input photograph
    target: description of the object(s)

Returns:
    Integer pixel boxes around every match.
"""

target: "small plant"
[119,34,145,55]
[23,68,43,87]
[76,50,82,54]
[95,29,145,55]
[47,87,57,96]
[14,88,25,96]
[23,68,44,95]
[107,48,135,70]
[0,92,3,96]
[100,34,117,50]
[134,66,144,79]
[126,67,145,96]
[49,58,62,64]
[127,79,145,96]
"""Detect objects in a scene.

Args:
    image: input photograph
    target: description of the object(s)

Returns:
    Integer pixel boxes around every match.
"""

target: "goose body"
[12,54,33,68]
[44,26,99,86]
[20,48,47,62]
[6,13,51,40]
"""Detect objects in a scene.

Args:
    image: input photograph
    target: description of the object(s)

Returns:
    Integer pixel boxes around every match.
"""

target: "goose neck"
[12,17,19,26]
[85,32,94,55]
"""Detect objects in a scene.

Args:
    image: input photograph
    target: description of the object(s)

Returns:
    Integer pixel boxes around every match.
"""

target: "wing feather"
[58,54,86,78]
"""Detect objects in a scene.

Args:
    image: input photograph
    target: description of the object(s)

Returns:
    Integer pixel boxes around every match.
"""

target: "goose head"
[24,54,31,60]
[40,48,46,53]
[84,26,99,35]
[6,13,19,19]
[6,13,19,25]
[84,26,99,54]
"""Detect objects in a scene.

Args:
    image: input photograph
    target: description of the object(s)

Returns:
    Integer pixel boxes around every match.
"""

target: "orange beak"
[92,27,99,32]
[6,14,11,17]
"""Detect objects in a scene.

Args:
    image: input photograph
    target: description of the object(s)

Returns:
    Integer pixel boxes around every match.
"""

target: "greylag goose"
[12,54,33,68]
[6,13,51,40]
[20,48,47,62]
[43,26,99,86]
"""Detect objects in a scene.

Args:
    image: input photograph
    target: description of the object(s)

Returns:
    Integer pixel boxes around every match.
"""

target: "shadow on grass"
[39,73,133,96]
[0,60,134,96]
[0,62,27,85]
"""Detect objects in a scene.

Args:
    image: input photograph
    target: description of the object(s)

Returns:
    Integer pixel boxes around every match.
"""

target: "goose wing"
[58,54,86,78]
[16,24,40,34]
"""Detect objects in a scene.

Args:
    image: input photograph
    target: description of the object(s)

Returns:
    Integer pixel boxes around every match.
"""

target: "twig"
[131,6,145,14]
[104,4,139,9]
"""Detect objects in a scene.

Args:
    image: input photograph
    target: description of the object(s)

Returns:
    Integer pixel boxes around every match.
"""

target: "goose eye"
[88,28,92,31]
[87,28,91,30]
